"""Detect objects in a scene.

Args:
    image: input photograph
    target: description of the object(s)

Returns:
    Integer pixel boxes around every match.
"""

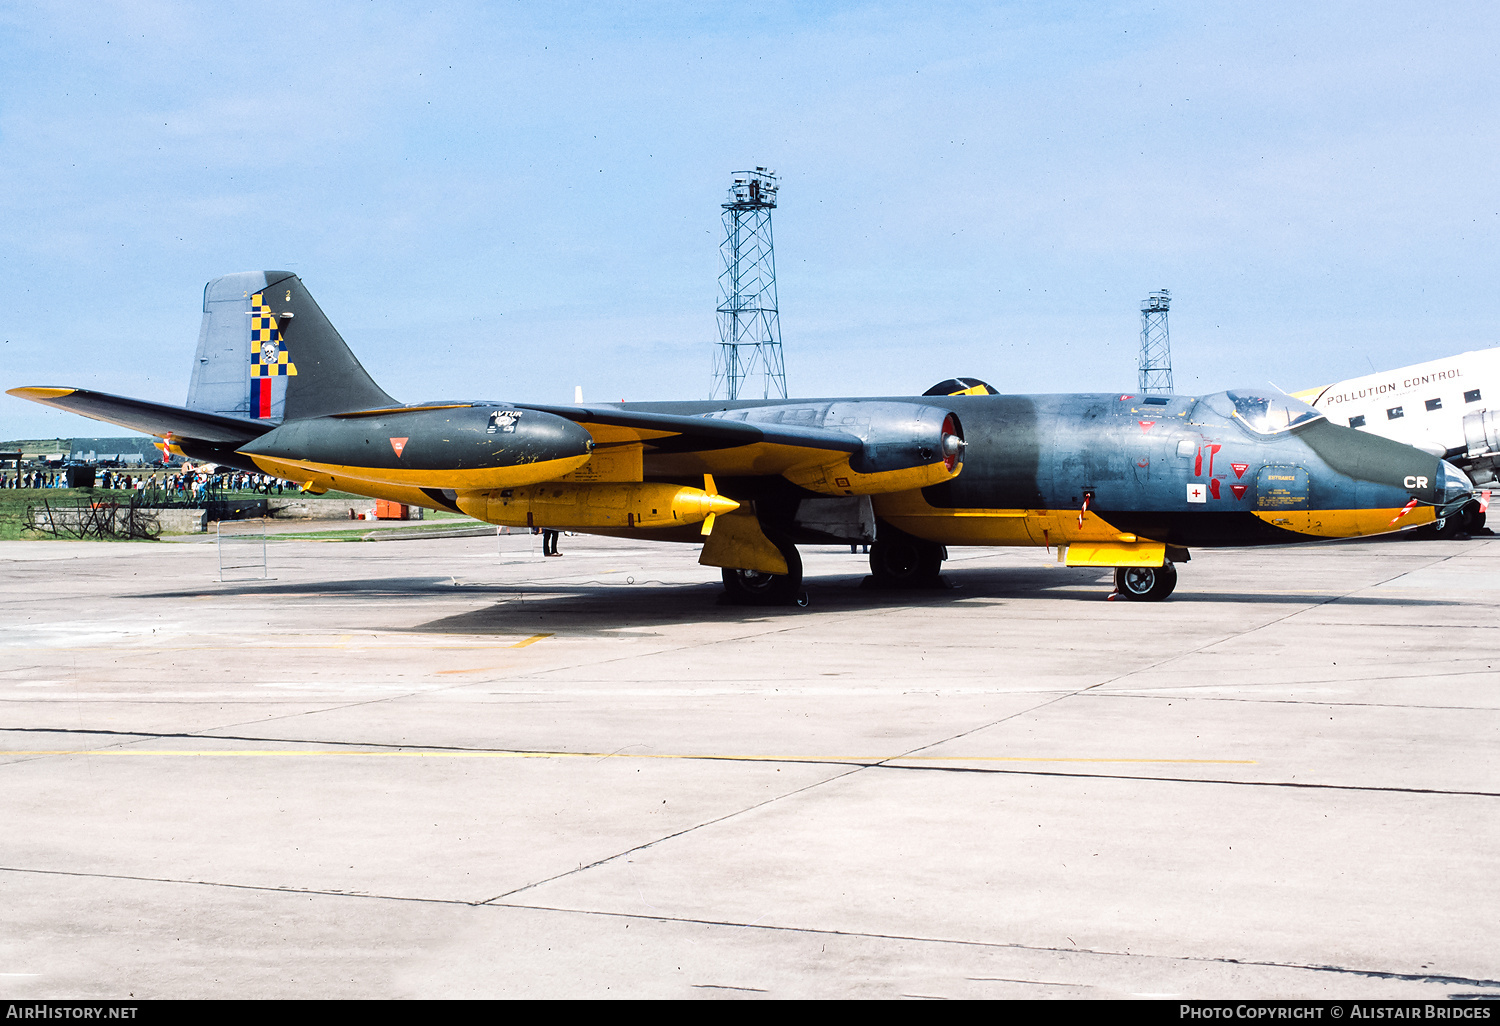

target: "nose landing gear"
[1113,561,1178,601]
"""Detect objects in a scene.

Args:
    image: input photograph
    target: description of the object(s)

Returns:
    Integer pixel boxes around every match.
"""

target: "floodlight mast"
[1138,289,1173,395]
[711,168,787,400]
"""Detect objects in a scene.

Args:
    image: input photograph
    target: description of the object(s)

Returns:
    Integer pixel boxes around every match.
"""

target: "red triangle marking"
[390,437,408,457]
[1231,463,1248,479]
[1138,420,1155,432]
[1231,484,1247,500]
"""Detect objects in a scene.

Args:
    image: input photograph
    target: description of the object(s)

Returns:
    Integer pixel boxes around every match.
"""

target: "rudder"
[186,271,395,422]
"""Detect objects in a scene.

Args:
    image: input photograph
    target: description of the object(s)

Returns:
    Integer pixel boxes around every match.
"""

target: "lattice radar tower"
[711,168,786,400]
[1138,289,1173,395]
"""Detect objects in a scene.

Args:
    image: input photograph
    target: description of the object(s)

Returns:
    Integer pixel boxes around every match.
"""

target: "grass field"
[0,488,479,541]
[0,488,127,540]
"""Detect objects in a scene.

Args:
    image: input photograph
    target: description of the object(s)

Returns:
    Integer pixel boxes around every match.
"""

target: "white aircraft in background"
[1294,347,1499,535]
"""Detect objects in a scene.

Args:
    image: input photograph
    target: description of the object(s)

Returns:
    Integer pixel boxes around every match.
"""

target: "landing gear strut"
[1113,561,1178,601]
[721,535,804,606]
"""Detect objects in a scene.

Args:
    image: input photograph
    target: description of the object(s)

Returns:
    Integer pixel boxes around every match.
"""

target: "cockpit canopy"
[1202,389,1325,437]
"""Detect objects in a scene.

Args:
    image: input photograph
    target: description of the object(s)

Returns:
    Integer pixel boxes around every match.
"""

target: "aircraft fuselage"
[619,390,1467,550]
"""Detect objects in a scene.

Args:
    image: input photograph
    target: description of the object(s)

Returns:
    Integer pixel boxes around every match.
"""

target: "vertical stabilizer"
[185,271,396,423]
[187,272,266,419]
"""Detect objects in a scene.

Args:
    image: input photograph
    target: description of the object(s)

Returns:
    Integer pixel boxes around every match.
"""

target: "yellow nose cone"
[707,493,740,517]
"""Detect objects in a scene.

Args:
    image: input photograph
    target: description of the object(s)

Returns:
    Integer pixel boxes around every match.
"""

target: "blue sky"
[3,1,1498,438]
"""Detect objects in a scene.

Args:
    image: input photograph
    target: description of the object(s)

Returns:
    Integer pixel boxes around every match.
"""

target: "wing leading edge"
[518,400,966,495]
[7,386,272,444]
[517,403,865,453]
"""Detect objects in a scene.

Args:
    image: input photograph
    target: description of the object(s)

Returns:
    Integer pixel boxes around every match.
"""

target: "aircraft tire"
[869,531,945,588]
[1114,560,1177,601]
[721,537,804,606]
[1457,499,1485,535]
[1410,499,1484,539]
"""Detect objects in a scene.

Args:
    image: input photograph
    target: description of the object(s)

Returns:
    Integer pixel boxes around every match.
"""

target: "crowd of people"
[2,470,67,488]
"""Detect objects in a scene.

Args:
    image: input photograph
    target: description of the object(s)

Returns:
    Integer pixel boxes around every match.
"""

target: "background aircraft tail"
[186,271,396,422]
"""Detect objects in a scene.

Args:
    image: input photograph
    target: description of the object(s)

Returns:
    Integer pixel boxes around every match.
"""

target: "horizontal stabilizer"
[7,386,272,444]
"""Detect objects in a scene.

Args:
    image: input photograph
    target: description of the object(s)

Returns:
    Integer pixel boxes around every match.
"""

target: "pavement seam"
[879,548,1479,765]
[473,762,869,903]
[1096,666,1500,691]
[2,864,1492,991]
[1085,692,1500,712]
[7,728,1496,797]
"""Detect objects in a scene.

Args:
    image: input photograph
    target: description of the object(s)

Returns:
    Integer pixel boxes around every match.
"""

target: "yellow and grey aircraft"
[8,271,1477,603]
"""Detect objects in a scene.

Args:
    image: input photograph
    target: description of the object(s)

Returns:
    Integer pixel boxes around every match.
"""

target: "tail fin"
[186,271,396,422]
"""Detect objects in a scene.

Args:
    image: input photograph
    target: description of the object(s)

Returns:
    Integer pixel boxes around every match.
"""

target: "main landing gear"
[1112,561,1178,601]
[719,522,953,606]
[721,535,806,607]
[866,524,946,589]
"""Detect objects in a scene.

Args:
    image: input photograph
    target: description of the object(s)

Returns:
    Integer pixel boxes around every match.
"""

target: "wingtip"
[7,386,76,401]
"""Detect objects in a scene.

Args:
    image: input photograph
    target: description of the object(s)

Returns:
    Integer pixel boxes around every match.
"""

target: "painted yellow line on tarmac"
[2,749,1255,765]
[429,635,553,672]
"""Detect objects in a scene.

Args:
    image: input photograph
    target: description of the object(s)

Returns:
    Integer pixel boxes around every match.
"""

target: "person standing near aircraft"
[543,528,560,556]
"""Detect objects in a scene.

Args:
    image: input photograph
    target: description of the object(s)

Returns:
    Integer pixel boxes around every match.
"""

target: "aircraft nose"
[1437,459,1475,516]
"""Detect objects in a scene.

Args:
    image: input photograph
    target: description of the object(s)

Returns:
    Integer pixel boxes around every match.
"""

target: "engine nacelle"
[240,403,593,491]
[1463,409,1500,458]
[708,401,965,495]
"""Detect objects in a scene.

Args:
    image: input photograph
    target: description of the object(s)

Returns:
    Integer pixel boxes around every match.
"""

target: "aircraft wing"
[518,400,964,492]
[517,402,864,473]
[6,386,270,444]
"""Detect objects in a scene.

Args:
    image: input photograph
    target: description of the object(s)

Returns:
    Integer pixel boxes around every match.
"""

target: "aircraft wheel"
[1113,561,1177,601]
[1434,512,1460,537]
[1427,506,1474,539]
[869,532,945,588]
[1455,499,1485,536]
[721,537,804,606]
